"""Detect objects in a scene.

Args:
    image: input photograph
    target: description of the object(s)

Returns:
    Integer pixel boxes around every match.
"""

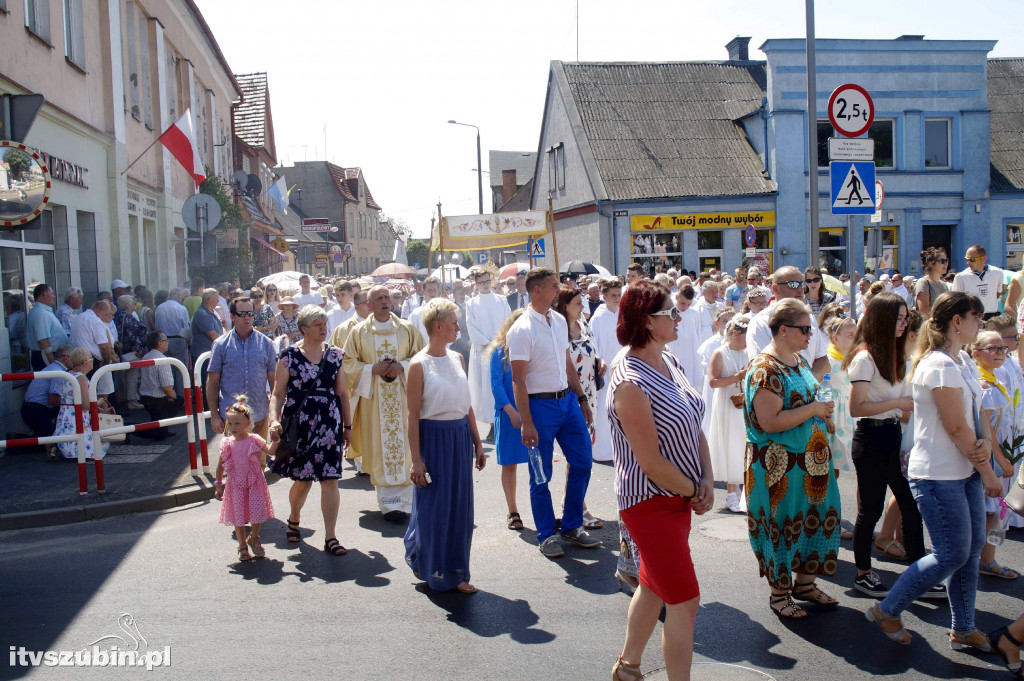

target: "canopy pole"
[437,202,446,288]
[547,195,560,275]
[528,236,534,269]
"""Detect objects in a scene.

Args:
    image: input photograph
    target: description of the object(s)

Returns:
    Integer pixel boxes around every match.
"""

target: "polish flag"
[158,110,205,188]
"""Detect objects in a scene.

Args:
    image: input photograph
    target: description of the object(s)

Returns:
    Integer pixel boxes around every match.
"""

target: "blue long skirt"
[404,417,475,591]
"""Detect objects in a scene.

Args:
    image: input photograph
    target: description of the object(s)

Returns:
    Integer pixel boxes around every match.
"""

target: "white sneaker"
[726,493,743,513]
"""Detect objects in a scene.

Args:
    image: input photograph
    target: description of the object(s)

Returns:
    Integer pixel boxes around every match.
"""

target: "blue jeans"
[528,393,593,542]
[879,472,986,633]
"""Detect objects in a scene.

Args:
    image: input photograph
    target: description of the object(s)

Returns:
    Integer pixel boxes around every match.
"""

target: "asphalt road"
[2,432,1023,681]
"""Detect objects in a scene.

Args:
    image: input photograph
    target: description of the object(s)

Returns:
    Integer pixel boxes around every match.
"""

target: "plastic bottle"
[814,373,833,426]
[527,446,548,485]
[987,500,1010,546]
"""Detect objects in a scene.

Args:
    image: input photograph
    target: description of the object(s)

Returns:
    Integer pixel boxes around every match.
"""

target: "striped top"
[609,352,705,510]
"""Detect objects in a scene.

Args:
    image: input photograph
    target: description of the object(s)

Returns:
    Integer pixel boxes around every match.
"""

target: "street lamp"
[448,119,483,214]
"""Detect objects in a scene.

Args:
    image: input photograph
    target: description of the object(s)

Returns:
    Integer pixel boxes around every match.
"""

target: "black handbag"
[275,348,329,457]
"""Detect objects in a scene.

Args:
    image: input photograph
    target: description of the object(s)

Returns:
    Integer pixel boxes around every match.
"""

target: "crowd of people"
[12,242,1024,680]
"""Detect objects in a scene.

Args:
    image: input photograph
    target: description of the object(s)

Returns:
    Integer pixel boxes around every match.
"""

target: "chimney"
[502,169,517,205]
[726,36,751,61]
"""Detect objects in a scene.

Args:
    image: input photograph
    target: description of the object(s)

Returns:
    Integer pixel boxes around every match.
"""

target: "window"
[816,121,834,168]
[819,119,894,168]
[1007,223,1024,272]
[925,119,951,168]
[62,0,84,69]
[136,10,152,128]
[819,228,846,273]
[165,43,178,121]
[546,143,565,191]
[630,231,681,274]
[124,1,139,118]
[864,226,898,271]
[24,0,49,43]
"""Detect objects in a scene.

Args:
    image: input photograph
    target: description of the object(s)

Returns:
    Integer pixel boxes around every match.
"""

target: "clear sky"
[194,0,1024,239]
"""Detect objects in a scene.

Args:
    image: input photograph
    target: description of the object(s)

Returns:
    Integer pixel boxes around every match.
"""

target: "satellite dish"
[450,252,464,265]
[245,174,262,198]
[232,170,248,191]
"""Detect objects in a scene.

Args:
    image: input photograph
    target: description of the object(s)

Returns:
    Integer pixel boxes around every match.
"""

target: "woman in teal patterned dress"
[744,299,842,619]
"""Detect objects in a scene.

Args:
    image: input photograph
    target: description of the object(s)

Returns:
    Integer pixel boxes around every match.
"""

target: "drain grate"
[107,445,172,455]
[101,453,161,464]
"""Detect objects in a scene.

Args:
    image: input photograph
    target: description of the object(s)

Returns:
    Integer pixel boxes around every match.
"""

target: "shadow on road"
[228,547,394,587]
[516,521,621,595]
[417,585,557,644]
[694,602,796,671]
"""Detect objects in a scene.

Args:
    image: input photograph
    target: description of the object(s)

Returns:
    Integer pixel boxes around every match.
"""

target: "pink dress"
[218,435,274,526]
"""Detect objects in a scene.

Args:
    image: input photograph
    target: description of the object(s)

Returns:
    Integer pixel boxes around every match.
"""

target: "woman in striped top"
[609,280,713,681]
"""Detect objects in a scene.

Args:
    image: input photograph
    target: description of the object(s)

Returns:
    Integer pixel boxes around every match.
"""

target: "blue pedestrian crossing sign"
[830,161,876,215]
[530,237,545,258]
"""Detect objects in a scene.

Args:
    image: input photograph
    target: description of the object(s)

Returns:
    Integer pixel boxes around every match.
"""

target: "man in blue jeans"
[508,267,600,558]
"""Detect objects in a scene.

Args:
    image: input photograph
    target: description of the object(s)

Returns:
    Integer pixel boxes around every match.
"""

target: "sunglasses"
[965,256,983,263]
[251,295,264,299]
[232,311,254,318]
[805,277,822,284]
[782,324,813,335]
[650,307,682,321]
[935,259,948,265]
[779,281,804,290]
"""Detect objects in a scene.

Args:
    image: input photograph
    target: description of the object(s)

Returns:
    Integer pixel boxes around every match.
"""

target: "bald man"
[745,266,829,378]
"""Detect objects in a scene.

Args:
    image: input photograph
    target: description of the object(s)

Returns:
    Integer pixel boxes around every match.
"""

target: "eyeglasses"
[979,346,1010,355]
[650,307,682,321]
[232,311,254,318]
[782,324,813,335]
[1003,334,1021,341]
[779,280,804,290]
[965,256,983,263]
[805,277,822,284]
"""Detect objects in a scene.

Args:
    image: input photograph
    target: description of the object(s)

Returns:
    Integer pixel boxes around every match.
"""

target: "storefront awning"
[251,233,285,256]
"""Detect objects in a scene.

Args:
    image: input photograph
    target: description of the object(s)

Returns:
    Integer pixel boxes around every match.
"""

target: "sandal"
[286,517,301,543]
[323,537,347,556]
[769,591,808,619]
[237,545,253,562]
[987,627,1024,677]
[455,582,478,594]
[792,581,838,607]
[506,512,524,530]
[875,539,908,560]
[247,535,265,558]
[865,604,911,644]
[612,655,643,681]
[582,511,603,529]
[980,561,1020,580]
[949,629,994,653]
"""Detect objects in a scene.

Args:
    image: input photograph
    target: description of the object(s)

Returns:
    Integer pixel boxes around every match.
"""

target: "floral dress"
[826,351,855,473]
[269,345,345,480]
[276,312,299,339]
[570,320,598,441]
[254,305,275,337]
[55,371,109,460]
[744,353,841,589]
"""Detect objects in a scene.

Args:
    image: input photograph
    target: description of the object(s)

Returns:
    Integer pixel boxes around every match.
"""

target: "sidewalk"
[0,411,222,531]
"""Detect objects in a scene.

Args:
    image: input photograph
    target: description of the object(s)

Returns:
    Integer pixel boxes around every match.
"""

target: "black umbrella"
[561,260,600,276]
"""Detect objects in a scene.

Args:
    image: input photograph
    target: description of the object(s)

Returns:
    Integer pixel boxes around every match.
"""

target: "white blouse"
[417,349,471,421]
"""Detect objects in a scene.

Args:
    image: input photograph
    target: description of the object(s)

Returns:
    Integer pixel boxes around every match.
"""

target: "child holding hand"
[215,395,278,561]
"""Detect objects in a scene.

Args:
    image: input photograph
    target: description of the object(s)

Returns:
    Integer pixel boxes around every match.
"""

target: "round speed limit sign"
[828,84,874,137]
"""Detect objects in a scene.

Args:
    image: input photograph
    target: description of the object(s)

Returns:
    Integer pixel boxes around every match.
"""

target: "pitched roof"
[558,61,774,200]
[989,58,1024,193]
[234,72,276,160]
[488,150,537,188]
[324,163,381,209]
[498,176,534,212]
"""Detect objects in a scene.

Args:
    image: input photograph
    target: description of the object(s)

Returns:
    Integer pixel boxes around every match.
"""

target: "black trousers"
[852,421,925,571]
[30,350,49,371]
[136,395,185,439]
[20,402,58,438]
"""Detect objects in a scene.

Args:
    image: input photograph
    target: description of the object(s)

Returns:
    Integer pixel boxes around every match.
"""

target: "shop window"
[864,226,898,272]
[25,0,50,43]
[925,119,951,168]
[697,230,723,273]
[1007,223,1024,272]
[631,231,681,275]
[2,246,27,369]
[818,228,846,273]
[738,229,773,273]
[62,0,84,69]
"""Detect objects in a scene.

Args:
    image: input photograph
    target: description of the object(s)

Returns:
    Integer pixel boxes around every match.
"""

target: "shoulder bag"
[275,346,329,457]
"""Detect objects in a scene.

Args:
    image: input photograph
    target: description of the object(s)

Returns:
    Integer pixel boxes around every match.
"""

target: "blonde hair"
[421,298,457,338]
[225,394,253,423]
[823,315,855,343]
[487,308,527,363]
[911,291,986,377]
[68,347,93,367]
[768,298,812,336]
[969,330,1003,360]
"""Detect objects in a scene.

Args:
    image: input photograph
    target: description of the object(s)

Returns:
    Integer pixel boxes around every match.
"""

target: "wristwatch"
[577,394,587,404]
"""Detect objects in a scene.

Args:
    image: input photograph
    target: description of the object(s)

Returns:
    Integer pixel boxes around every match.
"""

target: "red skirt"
[619,495,699,605]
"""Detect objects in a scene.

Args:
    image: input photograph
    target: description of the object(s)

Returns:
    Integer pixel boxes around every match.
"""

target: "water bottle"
[527,446,548,485]
[814,374,833,426]
[987,500,1010,546]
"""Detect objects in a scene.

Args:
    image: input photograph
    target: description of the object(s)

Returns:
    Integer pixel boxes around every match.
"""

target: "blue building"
[530,36,1024,277]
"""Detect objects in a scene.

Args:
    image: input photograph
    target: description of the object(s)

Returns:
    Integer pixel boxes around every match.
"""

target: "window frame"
[924,118,952,169]
[818,117,895,169]
[62,0,84,69]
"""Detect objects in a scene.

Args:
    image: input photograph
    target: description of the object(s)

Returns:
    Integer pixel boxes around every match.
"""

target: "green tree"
[3,149,31,180]
[193,172,254,285]
[405,239,430,270]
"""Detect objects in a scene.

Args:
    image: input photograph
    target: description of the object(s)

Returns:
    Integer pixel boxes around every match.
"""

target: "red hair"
[617,280,669,347]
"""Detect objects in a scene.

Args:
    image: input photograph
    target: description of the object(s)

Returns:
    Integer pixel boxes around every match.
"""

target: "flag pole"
[120,136,163,176]
[437,202,447,288]
[547,194,560,274]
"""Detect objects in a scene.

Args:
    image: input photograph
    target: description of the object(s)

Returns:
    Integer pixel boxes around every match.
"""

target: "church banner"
[431,210,548,250]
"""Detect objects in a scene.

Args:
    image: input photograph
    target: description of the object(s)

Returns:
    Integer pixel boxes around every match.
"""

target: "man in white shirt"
[589,278,622,463]
[507,267,599,558]
[327,281,357,331]
[890,273,913,308]
[746,266,829,378]
[400,279,424,319]
[407,277,441,341]
[692,281,722,344]
[952,244,1005,319]
[70,300,116,398]
[293,274,325,309]
[625,263,644,288]
[465,270,511,439]
[667,285,704,385]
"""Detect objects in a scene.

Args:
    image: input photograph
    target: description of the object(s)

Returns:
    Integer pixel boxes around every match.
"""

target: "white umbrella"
[257,270,306,290]
[429,264,471,280]
[593,264,612,277]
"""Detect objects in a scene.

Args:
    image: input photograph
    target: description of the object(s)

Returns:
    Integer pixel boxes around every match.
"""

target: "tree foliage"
[3,149,31,180]
[193,172,255,285]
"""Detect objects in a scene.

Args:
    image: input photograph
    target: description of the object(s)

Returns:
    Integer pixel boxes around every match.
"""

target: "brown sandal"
[247,535,265,558]
[237,545,253,562]
[612,656,642,680]
[793,581,838,607]
[506,512,524,530]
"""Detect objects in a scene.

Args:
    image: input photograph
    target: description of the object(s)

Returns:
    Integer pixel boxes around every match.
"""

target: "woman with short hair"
[745,298,840,619]
[609,280,713,681]
[405,298,486,593]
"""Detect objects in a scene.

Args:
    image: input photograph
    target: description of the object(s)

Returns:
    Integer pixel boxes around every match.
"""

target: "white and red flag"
[158,110,205,188]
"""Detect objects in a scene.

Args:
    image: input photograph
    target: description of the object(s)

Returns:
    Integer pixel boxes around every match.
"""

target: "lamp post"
[448,120,483,214]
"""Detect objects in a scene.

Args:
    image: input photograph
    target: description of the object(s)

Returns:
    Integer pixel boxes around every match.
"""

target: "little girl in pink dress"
[214,396,278,562]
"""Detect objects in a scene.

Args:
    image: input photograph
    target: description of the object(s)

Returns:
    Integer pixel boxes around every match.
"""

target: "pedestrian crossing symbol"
[830,161,876,215]
[530,237,545,258]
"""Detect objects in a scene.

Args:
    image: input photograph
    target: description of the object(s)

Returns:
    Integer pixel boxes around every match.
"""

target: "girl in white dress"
[706,315,749,513]
[697,307,735,431]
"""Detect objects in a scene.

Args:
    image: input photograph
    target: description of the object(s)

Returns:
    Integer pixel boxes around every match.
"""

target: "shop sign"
[39,151,88,188]
[631,211,775,232]
[126,188,159,219]
[217,228,238,248]
[315,255,329,268]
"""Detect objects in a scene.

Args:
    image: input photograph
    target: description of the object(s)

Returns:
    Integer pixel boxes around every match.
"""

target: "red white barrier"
[192,351,212,473]
[1,370,92,495]
[88,357,198,493]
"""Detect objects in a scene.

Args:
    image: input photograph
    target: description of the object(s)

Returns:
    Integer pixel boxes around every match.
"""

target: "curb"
[0,484,216,531]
